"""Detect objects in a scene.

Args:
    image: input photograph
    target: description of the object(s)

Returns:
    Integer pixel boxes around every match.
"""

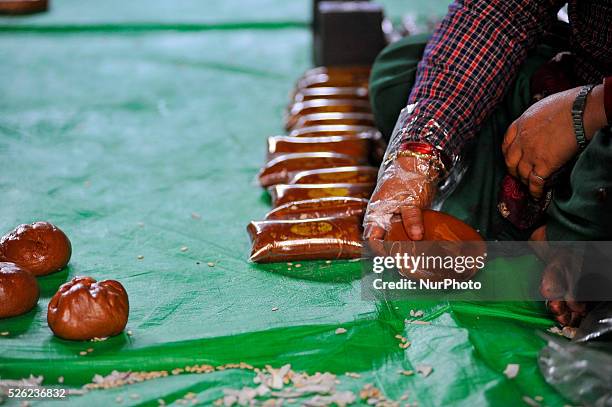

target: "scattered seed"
[79,351,88,356]
[325,260,332,264]
[504,364,520,379]
[416,364,433,377]
[191,212,202,220]
[272,307,279,312]
[0,332,9,336]
[127,330,133,336]
[295,264,301,268]
[405,320,431,325]
[534,396,543,402]
[399,370,414,376]
[207,262,215,267]
[137,255,144,260]
[180,246,188,252]
[335,328,347,335]
[57,376,64,384]
[399,342,411,349]
[345,372,361,378]
[287,263,293,266]
[522,396,540,407]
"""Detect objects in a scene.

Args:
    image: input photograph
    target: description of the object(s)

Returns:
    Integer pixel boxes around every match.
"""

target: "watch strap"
[571,84,596,152]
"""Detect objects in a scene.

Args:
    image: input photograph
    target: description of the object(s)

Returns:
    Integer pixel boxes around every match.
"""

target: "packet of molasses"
[268,183,375,207]
[247,216,363,262]
[264,197,369,220]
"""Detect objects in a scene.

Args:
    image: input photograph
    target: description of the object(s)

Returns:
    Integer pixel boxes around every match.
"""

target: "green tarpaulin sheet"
[0,1,569,406]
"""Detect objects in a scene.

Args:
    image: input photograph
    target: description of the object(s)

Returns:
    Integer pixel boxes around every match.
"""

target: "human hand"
[363,155,438,243]
[530,225,587,327]
[502,85,607,199]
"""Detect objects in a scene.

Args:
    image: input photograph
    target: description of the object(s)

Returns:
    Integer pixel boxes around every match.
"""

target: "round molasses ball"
[47,276,129,341]
[0,221,72,277]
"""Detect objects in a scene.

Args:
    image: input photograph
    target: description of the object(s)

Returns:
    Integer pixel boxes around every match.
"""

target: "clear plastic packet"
[266,135,373,160]
[285,99,372,130]
[292,86,368,103]
[264,197,369,220]
[258,152,365,187]
[296,66,370,90]
[288,124,377,138]
[289,166,379,185]
[300,65,371,79]
[538,334,612,406]
[268,183,375,207]
[290,112,375,130]
[246,216,363,263]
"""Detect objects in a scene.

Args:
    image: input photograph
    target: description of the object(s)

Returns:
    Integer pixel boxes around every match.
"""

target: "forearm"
[396,0,564,162]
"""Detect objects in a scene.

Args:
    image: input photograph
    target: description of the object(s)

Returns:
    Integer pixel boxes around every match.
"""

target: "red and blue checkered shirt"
[401,0,612,162]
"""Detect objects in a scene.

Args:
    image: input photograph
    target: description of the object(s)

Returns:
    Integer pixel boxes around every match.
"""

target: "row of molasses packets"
[247,66,386,263]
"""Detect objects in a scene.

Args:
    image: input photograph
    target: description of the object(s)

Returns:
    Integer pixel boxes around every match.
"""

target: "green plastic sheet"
[0,1,569,406]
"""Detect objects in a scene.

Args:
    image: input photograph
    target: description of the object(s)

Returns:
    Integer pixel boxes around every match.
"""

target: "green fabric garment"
[369,34,612,241]
[0,2,575,406]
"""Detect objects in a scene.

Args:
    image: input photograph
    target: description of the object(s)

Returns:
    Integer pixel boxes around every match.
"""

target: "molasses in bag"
[258,152,365,187]
[289,166,379,184]
[268,183,375,207]
[247,216,363,262]
[264,197,369,220]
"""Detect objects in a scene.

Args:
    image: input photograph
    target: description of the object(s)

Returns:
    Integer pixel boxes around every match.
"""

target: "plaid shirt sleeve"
[399,0,564,162]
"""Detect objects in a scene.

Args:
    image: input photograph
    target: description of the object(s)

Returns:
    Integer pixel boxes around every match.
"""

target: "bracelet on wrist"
[384,141,447,180]
[571,84,596,152]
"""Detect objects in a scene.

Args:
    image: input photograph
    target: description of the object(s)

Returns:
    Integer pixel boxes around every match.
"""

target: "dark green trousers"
[370,34,612,241]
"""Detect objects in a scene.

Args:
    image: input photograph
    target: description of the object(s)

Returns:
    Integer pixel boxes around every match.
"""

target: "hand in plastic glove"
[502,85,607,199]
[364,155,439,243]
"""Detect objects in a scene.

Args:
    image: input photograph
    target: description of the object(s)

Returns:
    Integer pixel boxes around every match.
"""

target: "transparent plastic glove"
[364,154,439,242]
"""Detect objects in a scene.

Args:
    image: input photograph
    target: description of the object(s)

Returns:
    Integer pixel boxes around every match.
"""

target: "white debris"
[303,391,356,407]
[504,364,520,379]
[335,328,347,335]
[409,310,424,318]
[416,365,433,377]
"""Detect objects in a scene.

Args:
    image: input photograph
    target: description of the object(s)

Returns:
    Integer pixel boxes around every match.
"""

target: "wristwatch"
[571,84,596,152]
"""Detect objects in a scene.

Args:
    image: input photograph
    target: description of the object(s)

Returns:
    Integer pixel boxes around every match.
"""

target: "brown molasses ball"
[0,222,72,277]
[47,277,129,341]
[0,262,40,319]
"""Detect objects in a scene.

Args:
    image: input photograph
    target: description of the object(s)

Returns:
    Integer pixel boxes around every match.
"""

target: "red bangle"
[605,76,612,125]
[398,141,451,173]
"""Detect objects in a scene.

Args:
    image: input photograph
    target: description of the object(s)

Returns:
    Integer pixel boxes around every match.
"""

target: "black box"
[314,1,386,66]
[312,0,369,30]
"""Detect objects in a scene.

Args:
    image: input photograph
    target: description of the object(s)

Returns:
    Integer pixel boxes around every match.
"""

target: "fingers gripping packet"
[247,216,363,263]
[265,197,369,220]
[268,183,375,207]
[364,105,454,235]
[258,152,365,187]
[289,166,379,184]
